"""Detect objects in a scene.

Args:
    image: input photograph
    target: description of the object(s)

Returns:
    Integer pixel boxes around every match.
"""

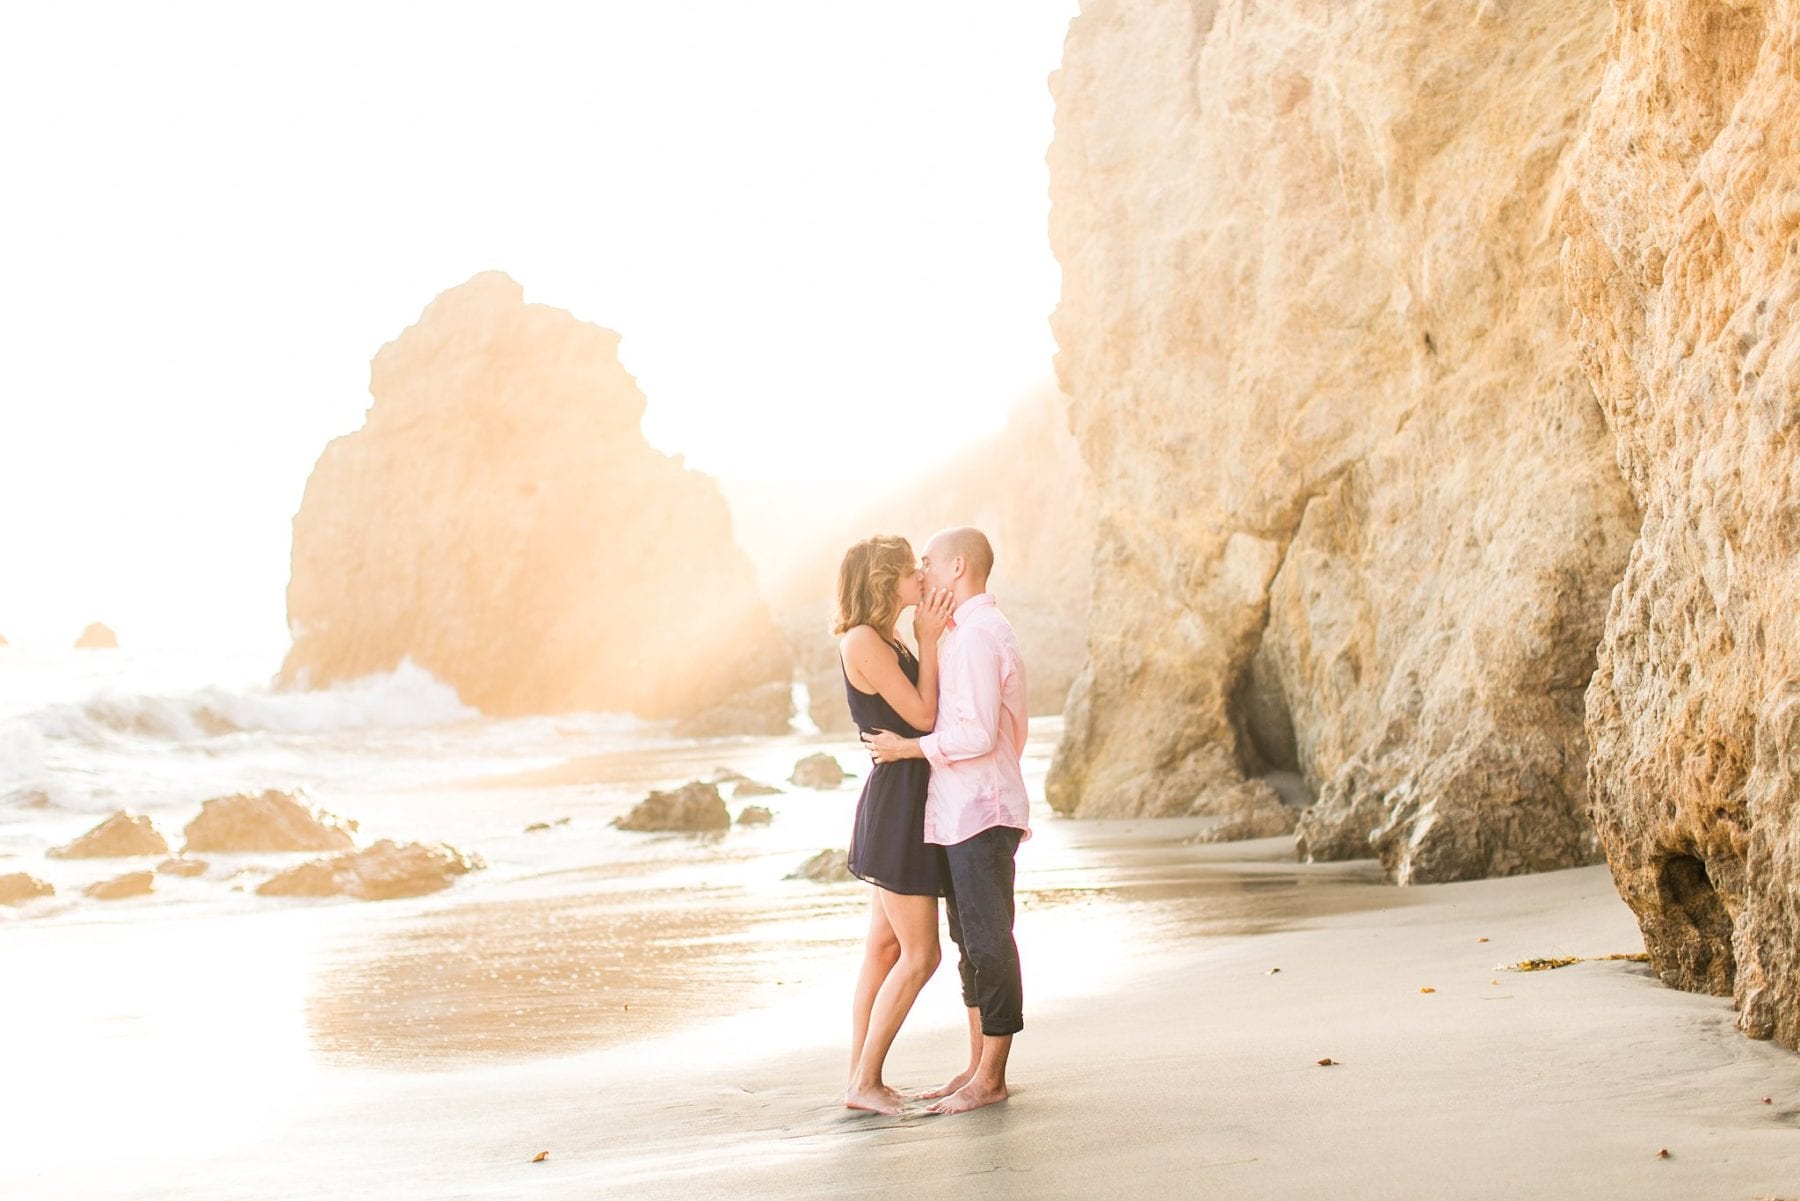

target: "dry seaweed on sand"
[1505,952,1649,972]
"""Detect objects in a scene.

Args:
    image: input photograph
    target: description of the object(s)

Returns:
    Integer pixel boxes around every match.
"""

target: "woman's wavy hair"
[833,535,915,637]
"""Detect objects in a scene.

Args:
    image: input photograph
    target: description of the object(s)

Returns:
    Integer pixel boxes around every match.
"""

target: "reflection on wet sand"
[311,822,1411,1068]
[311,883,862,1064]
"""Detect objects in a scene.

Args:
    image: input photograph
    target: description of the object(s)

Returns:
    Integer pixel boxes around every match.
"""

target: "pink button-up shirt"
[918,593,1030,846]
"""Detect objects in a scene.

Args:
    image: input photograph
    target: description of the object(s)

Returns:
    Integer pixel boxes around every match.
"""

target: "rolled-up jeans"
[941,825,1024,1037]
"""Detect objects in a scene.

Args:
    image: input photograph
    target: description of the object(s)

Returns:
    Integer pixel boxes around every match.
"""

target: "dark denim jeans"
[941,825,1024,1037]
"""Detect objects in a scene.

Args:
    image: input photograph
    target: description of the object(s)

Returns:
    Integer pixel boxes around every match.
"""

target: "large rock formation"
[1561,0,1800,1048]
[279,272,791,721]
[1043,0,1641,881]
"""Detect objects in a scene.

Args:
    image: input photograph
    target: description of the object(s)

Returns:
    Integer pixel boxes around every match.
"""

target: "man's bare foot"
[926,1082,1008,1114]
[910,1069,976,1100]
[845,1082,905,1116]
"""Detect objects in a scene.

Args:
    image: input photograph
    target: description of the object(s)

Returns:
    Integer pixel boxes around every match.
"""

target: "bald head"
[922,527,994,598]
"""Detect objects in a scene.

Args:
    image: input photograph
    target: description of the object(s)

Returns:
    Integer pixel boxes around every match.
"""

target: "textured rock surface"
[47,812,169,859]
[1561,0,1800,1047]
[86,870,153,900]
[1045,0,1639,882]
[182,791,356,854]
[1193,781,1298,845]
[673,682,794,738]
[0,873,54,904]
[612,781,730,833]
[789,753,847,790]
[73,622,117,649]
[257,840,481,901]
[785,849,853,884]
[279,271,790,721]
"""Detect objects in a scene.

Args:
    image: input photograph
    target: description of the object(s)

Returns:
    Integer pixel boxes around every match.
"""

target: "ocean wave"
[0,721,46,790]
[25,659,478,744]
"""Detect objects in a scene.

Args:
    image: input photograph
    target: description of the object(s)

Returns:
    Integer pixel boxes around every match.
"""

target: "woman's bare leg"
[847,890,940,1114]
[850,893,900,1086]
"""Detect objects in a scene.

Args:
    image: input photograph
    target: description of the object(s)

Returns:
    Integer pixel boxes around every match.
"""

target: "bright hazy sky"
[0,1,1075,654]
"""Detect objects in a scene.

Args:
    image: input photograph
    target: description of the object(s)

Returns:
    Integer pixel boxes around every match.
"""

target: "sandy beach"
[6,716,1798,1201]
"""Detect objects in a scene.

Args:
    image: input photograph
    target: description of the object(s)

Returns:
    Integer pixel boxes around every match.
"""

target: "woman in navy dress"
[834,534,954,1115]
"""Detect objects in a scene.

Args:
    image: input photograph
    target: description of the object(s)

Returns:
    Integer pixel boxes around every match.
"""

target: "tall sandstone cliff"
[280,272,791,720]
[1563,0,1800,1048]
[1045,1,1641,882]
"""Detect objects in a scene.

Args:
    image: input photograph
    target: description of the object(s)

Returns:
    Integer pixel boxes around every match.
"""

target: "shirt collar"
[949,592,995,630]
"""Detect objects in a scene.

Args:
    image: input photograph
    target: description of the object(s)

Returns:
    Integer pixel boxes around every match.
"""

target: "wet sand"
[7,732,1800,1199]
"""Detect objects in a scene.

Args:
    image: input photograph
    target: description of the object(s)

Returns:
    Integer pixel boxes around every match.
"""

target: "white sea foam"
[0,721,46,791]
[28,659,477,744]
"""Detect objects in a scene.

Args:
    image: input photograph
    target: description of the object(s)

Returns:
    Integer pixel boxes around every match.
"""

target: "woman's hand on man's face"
[912,586,955,642]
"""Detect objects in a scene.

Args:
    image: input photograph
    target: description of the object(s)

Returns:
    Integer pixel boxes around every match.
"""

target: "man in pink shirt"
[864,526,1029,1115]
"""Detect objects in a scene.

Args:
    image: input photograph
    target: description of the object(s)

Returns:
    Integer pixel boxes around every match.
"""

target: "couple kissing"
[833,526,1029,1117]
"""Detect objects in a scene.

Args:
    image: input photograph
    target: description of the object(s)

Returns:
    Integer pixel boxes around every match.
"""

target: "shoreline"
[9,816,1800,1200]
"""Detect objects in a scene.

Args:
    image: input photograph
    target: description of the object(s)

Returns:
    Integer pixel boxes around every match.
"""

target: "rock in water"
[182,790,357,853]
[73,622,117,649]
[736,805,774,826]
[1044,0,1636,882]
[156,858,208,878]
[732,779,782,798]
[789,753,847,790]
[86,871,154,900]
[1561,0,1800,1050]
[613,781,730,833]
[278,271,791,722]
[47,812,170,859]
[0,873,54,904]
[786,849,853,883]
[257,841,482,901]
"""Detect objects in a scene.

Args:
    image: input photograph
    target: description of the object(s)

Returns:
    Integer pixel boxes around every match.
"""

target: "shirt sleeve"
[919,628,1006,766]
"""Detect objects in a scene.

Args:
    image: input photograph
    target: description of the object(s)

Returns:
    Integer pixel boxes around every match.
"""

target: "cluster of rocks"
[609,756,851,834]
[10,789,481,906]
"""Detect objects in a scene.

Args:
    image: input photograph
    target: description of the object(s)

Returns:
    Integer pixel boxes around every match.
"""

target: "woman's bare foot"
[926,1081,1008,1115]
[909,1067,976,1100]
[845,1081,906,1116]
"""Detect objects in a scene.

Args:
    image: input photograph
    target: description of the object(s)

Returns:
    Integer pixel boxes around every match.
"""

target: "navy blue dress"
[844,637,946,897]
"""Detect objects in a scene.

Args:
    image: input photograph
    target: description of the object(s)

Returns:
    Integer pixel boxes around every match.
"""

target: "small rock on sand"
[73,622,118,649]
[613,781,730,833]
[47,812,170,859]
[86,870,154,900]
[789,753,848,790]
[786,849,854,883]
[0,872,55,904]
[258,840,483,901]
[182,790,357,853]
